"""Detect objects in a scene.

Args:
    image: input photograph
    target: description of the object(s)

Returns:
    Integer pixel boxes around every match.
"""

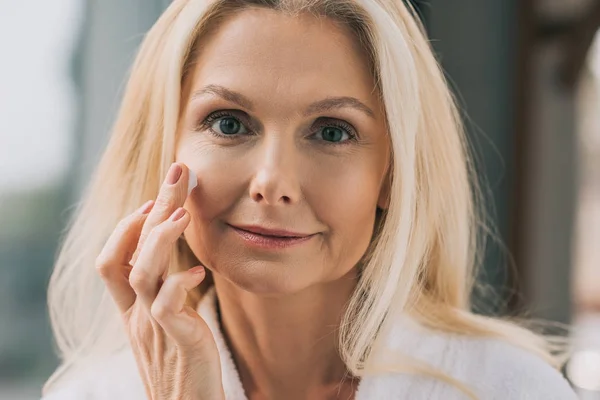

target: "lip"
[227,224,317,249]
[230,225,312,238]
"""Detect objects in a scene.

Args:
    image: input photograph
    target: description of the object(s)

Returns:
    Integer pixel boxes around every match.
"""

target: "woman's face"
[177,8,390,294]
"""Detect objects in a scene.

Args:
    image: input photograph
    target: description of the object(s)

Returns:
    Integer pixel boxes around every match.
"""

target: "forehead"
[186,8,378,108]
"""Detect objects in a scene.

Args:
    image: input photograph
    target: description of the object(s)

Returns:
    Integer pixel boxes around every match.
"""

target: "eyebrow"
[190,84,376,119]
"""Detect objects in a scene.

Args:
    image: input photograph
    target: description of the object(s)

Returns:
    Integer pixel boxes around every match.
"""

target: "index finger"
[131,162,197,265]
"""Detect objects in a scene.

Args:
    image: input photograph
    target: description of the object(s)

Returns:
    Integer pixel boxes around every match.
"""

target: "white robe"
[41,287,578,399]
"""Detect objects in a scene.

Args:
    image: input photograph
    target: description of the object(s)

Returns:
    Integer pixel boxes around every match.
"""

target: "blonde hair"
[43,0,571,398]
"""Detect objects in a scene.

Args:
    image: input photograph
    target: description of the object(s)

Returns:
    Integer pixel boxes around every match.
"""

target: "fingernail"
[189,266,205,275]
[166,163,182,185]
[170,207,186,221]
[138,200,154,214]
[187,169,198,196]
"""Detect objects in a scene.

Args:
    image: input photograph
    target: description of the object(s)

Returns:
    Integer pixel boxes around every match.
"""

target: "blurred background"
[0,0,599,398]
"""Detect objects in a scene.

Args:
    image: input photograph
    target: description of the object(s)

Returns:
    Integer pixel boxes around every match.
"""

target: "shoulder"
[40,350,146,400]
[359,318,578,400]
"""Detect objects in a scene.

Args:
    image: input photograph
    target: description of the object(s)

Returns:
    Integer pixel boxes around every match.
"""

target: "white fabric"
[42,287,578,399]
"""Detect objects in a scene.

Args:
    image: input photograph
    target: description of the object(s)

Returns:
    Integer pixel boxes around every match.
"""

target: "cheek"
[311,154,381,219]
[177,140,250,268]
[308,157,381,259]
[177,139,248,219]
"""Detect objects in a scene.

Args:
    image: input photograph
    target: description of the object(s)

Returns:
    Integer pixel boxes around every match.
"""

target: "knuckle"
[153,196,177,214]
[128,269,151,292]
[147,225,171,245]
[150,300,171,320]
[95,254,115,279]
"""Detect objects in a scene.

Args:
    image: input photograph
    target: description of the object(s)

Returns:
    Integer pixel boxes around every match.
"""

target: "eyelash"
[197,110,358,145]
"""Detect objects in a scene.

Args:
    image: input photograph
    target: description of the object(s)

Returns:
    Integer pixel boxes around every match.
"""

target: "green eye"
[317,126,351,143]
[322,127,344,142]
[213,117,246,135]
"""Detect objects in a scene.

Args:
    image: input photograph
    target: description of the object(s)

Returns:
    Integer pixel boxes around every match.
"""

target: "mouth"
[227,224,317,249]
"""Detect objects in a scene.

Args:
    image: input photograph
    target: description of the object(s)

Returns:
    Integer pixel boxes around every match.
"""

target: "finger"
[96,200,155,313]
[129,207,191,311]
[151,266,207,346]
[131,162,194,265]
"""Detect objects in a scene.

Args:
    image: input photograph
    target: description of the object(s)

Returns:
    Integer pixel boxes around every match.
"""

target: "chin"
[214,260,314,296]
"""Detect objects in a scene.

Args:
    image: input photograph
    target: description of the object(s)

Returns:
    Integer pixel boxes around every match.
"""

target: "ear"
[377,171,391,210]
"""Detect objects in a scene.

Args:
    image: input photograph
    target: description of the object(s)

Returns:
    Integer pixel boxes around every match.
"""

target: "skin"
[178,8,390,399]
[98,7,390,400]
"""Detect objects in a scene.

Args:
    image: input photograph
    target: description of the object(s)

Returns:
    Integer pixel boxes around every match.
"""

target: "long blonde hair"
[44,0,570,398]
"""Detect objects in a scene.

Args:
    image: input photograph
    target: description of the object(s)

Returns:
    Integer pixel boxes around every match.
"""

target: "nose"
[248,136,301,206]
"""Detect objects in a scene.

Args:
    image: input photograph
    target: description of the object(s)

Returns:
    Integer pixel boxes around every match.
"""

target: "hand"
[96,162,225,400]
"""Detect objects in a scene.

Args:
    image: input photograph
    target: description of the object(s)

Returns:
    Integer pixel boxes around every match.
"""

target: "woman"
[41,0,578,399]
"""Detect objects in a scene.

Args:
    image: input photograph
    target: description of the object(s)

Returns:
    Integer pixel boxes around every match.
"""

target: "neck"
[212,269,360,399]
